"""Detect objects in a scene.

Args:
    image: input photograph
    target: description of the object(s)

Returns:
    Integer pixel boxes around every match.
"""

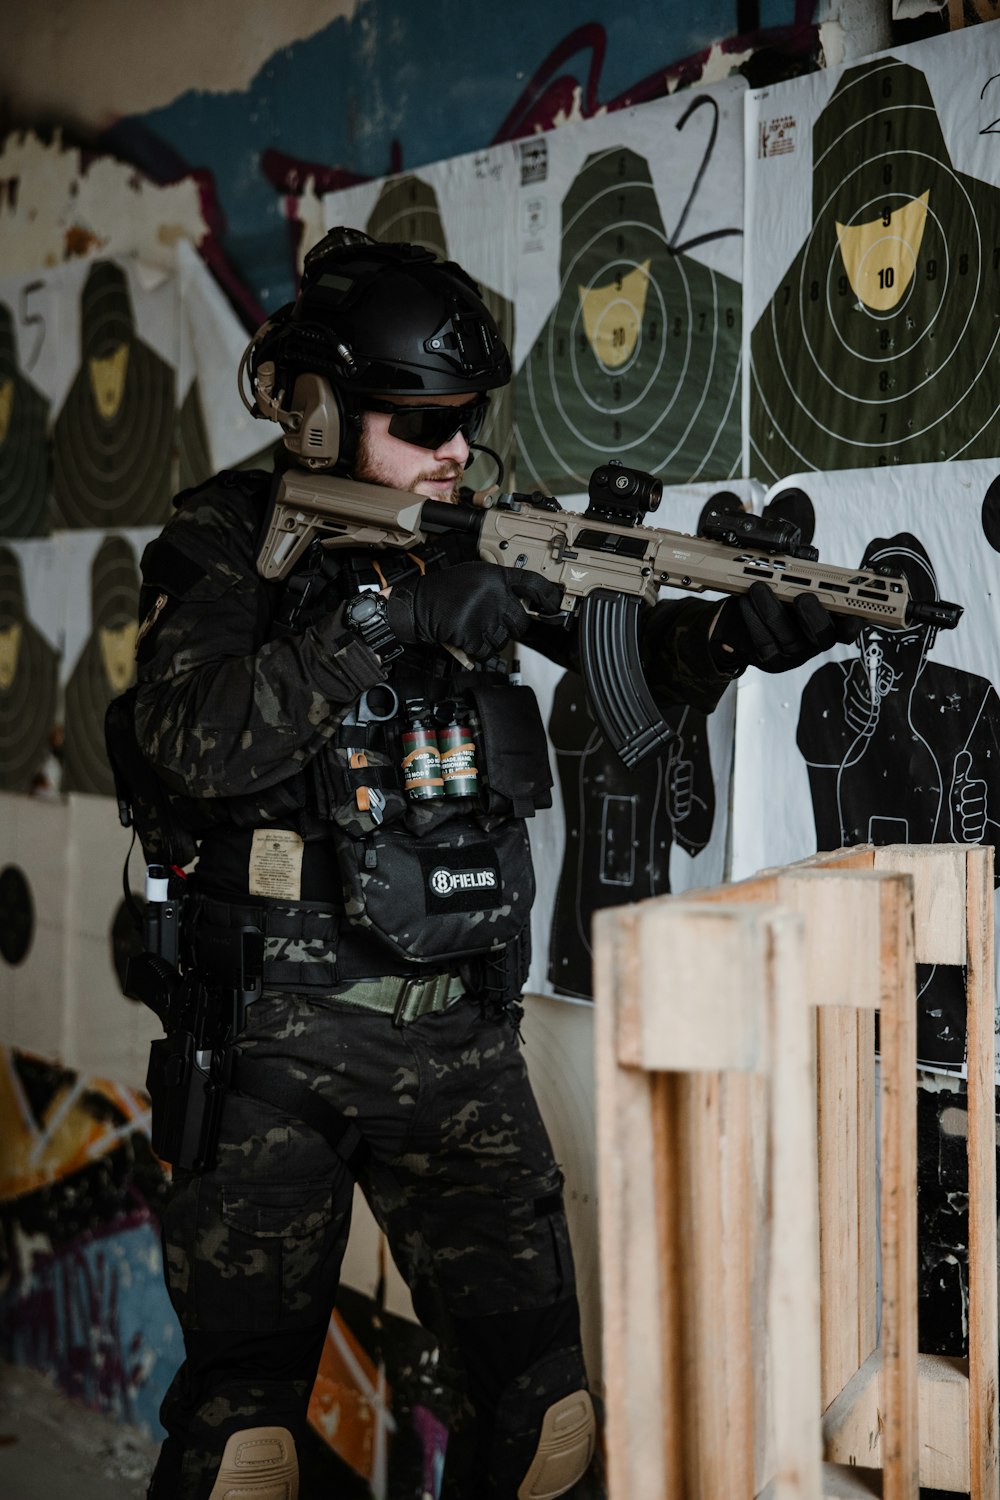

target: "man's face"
[353,392,481,504]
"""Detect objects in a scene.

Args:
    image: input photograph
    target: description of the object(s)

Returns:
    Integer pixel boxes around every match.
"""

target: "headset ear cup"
[282,373,343,467]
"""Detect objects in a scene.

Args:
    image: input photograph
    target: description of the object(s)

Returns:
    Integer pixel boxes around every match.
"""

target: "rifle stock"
[257,466,963,767]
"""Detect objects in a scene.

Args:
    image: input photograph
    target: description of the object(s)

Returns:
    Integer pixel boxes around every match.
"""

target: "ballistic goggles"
[361,395,489,450]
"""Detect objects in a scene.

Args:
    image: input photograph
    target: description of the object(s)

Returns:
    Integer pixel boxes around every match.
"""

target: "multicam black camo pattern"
[150,992,580,1500]
[133,471,385,803]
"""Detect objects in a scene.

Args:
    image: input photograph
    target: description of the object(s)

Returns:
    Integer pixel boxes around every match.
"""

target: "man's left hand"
[709,582,862,675]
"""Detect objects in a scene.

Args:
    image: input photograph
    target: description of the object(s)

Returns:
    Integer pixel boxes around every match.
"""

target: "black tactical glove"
[709,581,862,674]
[385,562,563,662]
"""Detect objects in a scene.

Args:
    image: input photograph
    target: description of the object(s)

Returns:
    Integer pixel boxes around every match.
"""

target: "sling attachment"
[229,1053,370,1175]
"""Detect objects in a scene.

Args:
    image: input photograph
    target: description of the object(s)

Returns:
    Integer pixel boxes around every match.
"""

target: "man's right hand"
[385,562,563,662]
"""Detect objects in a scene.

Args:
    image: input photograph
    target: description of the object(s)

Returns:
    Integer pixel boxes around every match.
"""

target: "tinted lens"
[384,399,488,449]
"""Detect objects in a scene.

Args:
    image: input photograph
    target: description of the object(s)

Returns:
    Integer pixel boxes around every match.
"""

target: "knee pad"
[517,1388,596,1500]
[207,1427,298,1500]
[487,1346,596,1500]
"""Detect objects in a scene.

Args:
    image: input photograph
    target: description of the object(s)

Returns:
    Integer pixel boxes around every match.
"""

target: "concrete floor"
[0,1363,157,1500]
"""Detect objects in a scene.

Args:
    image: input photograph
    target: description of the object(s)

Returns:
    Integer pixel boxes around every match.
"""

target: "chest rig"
[271,535,554,970]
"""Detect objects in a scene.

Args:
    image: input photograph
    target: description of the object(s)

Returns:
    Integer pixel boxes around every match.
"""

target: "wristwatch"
[344,590,403,663]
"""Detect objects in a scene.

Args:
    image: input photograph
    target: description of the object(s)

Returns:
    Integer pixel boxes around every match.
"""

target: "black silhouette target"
[0,864,34,966]
[0,547,59,792]
[751,58,1000,480]
[517,146,741,494]
[62,535,140,796]
[365,175,516,485]
[52,261,175,529]
[0,303,50,539]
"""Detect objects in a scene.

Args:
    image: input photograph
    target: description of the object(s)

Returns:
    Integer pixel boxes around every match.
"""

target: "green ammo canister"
[401,700,444,800]
[439,720,478,797]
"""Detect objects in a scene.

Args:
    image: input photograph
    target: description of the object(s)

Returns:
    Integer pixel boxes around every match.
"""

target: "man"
[132,227,853,1500]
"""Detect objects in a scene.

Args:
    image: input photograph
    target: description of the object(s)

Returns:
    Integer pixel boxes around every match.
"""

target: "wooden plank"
[764,910,824,1500]
[763,1464,883,1500]
[593,904,675,1500]
[776,871,885,1010]
[624,900,773,1073]
[876,874,920,1500]
[917,1354,971,1493]
[675,1070,757,1498]
[823,1350,970,1492]
[822,1348,881,1468]
[964,845,1000,1500]
[815,1007,866,1408]
[789,846,877,875]
[820,1465,883,1498]
[872,844,967,966]
[855,1009,878,1376]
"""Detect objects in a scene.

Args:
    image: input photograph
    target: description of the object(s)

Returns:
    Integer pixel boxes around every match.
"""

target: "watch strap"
[345,591,403,663]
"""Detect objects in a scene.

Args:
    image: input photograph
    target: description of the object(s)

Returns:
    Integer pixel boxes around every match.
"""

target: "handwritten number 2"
[668,95,743,256]
[979,73,1000,135]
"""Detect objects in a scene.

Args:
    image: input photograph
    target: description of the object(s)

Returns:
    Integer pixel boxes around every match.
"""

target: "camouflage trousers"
[148,988,585,1500]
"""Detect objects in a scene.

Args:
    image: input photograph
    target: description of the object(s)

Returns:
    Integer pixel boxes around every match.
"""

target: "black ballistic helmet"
[258,226,511,399]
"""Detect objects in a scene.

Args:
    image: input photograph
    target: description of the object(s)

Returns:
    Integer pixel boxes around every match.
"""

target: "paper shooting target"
[0,864,34,967]
[547,683,714,999]
[365,175,516,487]
[516,141,742,494]
[0,547,59,793]
[750,57,1000,480]
[177,379,215,493]
[62,535,140,797]
[0,302,50,540]
[52,261,175,530]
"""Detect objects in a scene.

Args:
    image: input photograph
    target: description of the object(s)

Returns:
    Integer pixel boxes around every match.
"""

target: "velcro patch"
[418,844,503,914]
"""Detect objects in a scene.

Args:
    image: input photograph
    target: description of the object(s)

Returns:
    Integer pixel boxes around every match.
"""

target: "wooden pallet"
[594,845,997,1500]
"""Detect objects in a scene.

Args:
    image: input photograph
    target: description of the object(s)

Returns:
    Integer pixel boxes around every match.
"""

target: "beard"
[353,426,464,503]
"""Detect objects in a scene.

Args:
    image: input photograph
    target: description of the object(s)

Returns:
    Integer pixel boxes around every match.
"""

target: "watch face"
[349,592,381,624]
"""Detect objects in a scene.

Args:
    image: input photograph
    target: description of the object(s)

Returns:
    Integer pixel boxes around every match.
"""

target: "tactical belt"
[191,892,467,1023]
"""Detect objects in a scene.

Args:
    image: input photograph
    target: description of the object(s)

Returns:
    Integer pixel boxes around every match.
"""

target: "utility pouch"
[466,683,553,817]
[146,1029,227,1173]
[335,815,535,964]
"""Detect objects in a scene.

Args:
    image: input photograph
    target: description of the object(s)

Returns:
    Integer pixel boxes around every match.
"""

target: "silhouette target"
[62,535,140,796]
[52,261,175,529]
[0,864,34,966]
[517,144,741,494]
[0,303,50,538]
[751,59,1000,480]
[981,473,1000,554]
[0,547,59,792]
[547,673,714,999]
[796,528,1000,1067]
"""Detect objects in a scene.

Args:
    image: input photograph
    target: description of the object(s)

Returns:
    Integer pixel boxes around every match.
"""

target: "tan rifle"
[257,461,962,767]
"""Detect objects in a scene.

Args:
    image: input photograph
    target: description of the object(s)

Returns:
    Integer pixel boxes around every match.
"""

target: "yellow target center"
[99,622,138,692]
[835,192,930,312]
[0,378,14,447]
[0,622,23,689]
[88,342,130,421]
[578,261,651,369]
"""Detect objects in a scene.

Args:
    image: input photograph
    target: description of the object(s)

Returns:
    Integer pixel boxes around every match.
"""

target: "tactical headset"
[238,227,511,472]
